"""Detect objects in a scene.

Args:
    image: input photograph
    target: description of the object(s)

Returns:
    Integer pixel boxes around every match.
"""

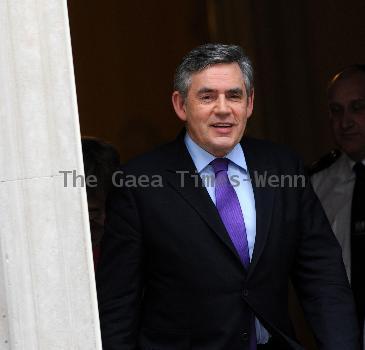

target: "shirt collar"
[343,153,365,171]
[184,132,247,173]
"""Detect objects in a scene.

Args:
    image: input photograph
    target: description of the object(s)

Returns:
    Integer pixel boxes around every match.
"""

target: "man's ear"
[246,88,255,119]
[172,91,187,121]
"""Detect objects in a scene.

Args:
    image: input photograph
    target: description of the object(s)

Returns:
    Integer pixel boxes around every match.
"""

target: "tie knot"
[353,162,365,178]
[211,158,229,175]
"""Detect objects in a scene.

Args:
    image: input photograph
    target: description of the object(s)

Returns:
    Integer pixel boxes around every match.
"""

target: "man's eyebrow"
[197,87,216,94]
[329,98,365,105]
[196,87,244,94]
[227,88,243,95]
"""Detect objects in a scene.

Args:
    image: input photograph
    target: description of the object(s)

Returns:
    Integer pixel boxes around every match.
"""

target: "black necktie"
[351,162,365,330]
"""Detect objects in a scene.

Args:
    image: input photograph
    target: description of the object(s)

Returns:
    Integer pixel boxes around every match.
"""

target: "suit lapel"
[241,138,276,278]
[164,133,245,268]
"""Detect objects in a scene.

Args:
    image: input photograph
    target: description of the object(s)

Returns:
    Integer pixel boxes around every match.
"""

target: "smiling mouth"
[211,123,234,128]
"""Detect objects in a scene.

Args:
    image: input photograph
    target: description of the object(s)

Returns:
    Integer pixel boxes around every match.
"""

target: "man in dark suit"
[96,44,359,349]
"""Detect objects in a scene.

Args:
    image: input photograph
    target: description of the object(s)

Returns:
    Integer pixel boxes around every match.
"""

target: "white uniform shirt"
[311,153,365,282]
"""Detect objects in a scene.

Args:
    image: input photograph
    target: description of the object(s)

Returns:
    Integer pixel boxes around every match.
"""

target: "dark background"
[68,0,365,165]
[67,2,365,348]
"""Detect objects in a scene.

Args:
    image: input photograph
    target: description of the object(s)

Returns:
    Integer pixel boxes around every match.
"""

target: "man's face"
[329,72,365,161]
[87,194,106,245]
[172,63,254,157]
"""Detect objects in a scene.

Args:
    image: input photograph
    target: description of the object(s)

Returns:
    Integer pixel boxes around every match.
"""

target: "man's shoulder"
[123,135,304,174]
[242,136,297,153]
[308,150,342,177]
[242,137,304,165]
[311,151,352,190]
[122,138,182,175]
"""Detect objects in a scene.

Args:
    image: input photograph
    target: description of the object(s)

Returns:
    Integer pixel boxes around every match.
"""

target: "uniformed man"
[311,65,365,342]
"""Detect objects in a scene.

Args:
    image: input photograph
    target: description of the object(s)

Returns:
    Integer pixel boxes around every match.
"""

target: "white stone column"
[0,1,102,349]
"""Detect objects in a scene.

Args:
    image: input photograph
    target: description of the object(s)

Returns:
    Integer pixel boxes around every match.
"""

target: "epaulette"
[308,149,342,176]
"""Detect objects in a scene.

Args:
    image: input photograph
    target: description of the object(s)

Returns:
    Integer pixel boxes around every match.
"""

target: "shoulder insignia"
[309,149,342,176]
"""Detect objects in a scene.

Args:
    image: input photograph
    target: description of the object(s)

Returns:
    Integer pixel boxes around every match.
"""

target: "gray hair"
[174,43,254,99]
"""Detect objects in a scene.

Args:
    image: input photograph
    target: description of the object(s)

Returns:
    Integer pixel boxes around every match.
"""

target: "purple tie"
[211,158,250,268]
[211,158,256,349]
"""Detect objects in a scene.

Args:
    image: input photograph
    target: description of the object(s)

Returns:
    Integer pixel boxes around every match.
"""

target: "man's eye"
[200,95,213,102]
[352,101,365,112]
[228,94,242,100]
[329,104,342,114]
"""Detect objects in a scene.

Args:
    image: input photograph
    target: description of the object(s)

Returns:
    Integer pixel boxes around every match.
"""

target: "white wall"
[0,1,102,348]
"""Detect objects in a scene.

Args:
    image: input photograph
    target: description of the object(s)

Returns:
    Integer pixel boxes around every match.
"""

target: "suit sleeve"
[96,184,143,350]
[291,162,360,350]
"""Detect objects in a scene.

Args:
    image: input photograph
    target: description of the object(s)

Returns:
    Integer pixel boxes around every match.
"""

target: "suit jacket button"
[242,332,249,341]
[243,289,249,297]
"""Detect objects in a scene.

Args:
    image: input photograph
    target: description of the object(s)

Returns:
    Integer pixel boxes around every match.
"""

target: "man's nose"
[340,110,355,129]
[215,95,230,115]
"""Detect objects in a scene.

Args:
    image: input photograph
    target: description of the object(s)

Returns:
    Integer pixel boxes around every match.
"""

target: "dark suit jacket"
[96,133,359,350]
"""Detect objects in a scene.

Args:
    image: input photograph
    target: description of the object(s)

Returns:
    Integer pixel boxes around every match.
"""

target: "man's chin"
[209,141,237,157]
[341,145,365,161]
